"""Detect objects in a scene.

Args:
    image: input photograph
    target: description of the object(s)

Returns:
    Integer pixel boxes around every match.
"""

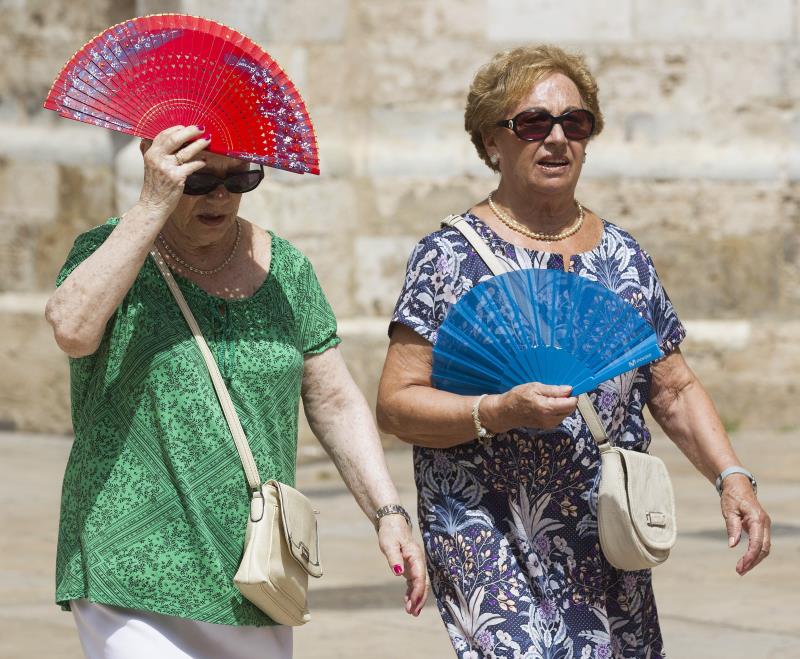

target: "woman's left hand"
[720,475,771,575]
[377,515,428,616]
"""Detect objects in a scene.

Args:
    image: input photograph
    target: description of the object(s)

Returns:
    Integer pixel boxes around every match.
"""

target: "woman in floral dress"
[377,45,771,658]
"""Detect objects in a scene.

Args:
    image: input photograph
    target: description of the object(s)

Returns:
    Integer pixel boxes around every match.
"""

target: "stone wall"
[1,0,798,438]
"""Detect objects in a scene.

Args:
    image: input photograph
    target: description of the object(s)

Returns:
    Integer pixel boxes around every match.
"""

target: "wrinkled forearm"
[45,204,166,357]
[376,383,480,449]
[648,374,741,484]
[303,351,404,521]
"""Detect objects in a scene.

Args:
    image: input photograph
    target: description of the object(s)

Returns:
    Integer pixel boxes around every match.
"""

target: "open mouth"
[538,159,569,169]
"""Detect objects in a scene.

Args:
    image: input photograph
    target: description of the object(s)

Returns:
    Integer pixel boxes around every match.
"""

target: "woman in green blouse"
[45,125,427,658]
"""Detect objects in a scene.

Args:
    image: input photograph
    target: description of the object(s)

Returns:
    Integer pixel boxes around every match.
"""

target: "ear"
[482,129,501,168]
[481,128,498,158]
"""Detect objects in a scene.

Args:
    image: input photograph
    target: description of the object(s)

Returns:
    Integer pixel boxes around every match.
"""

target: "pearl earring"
[490,154,499,166]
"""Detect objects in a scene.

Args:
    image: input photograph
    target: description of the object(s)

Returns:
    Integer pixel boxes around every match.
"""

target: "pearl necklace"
[487,191,584,242]
[158,219,242,276]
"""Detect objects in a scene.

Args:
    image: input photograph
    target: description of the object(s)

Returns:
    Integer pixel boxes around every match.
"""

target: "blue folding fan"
[431,269,663,397]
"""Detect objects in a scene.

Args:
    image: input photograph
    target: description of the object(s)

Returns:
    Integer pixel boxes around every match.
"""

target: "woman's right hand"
[138,125,210,219]
[483,383,578,433]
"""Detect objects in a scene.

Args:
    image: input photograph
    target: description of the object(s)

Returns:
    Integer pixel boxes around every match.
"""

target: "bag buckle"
[646,511,666,528]
[250,487,265,522]
[299,542,311,562]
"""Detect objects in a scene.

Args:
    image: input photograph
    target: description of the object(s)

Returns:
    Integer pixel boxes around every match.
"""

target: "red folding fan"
[43,14,319,175]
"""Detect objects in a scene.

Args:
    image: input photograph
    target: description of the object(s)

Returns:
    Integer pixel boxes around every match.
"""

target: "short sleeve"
[56,221,116,287]
[390,233,465,344]
[643,250,686,355]
[296,258,341,355]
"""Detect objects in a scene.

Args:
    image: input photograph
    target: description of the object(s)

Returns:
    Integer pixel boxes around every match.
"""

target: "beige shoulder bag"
[151,248,322,626]
[440,215,677,570]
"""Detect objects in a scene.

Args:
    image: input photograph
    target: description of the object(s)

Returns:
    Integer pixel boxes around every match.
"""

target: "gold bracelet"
[471,394,495,440]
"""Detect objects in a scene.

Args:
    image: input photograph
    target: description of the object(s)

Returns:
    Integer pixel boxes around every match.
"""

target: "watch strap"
[375,504,412,529]
[715,466,757,496]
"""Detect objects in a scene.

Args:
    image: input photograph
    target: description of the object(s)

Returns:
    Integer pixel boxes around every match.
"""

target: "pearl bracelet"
[472,394,495,440]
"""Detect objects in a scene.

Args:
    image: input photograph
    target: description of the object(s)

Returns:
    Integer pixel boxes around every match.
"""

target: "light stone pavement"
[1,429,798,659]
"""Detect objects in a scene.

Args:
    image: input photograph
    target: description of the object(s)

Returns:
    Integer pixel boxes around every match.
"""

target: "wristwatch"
[375,504,412,530]
[715,466,757,496]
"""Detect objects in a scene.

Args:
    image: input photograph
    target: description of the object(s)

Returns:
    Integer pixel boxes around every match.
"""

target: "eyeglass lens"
[184,168,263,195]
[514,110,594,141]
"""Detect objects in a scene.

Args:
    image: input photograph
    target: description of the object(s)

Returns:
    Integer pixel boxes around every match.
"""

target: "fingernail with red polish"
[393,564,403,575]
[196,124,205,131]
[203,134,212,141]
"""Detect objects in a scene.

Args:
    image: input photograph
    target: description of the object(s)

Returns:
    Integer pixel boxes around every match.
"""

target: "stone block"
[306,108,358,178]
[239,177,359,235]
[3,163,116,292]
[355,0,486,41]
[583,139,784,181]
[0,297,72,434]
[576,179,788,238]
[0,159,59,224]
[363,176,495,237]
[701,44,785,106]
[287,231,357,318]
[0,124,114,167]
[360,37,490,108]
[776,182,800,314]
[0,223,38,292]
[136,0,182,14]
[645,232,782,319]
[365,108,467,179]
[305,45,358,108]
[239,177,360,315]
[114,138,144,216]
[243,0,349,44]
[0,2,129,119]
[681,320,800,430]
[574,178,797,319]
[352,235,419,316]
[487,0,634,43]
[351,0,492,107]
[587,43,789,142]
[633,0,795,41]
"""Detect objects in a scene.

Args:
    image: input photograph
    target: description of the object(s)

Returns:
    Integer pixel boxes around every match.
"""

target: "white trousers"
[71,599,293,659]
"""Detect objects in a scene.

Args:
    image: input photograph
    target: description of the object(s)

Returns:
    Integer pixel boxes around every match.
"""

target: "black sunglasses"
[496,109,595,142]
[183,165,265,196]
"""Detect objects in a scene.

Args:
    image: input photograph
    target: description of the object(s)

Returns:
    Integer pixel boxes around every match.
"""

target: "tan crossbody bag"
[152,248,322,626]
[441,215,677,570]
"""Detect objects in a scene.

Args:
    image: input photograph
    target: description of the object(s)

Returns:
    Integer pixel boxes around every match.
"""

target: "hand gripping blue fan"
[431,269,663,397]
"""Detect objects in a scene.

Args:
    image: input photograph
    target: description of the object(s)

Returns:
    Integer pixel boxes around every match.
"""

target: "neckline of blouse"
[164,229,277,306]
[461,212,608,259]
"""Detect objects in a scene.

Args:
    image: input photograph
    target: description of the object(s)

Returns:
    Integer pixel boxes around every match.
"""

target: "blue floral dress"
[391,214,685,659]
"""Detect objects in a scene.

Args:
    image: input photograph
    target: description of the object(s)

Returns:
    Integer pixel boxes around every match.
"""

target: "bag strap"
[150,248,263,491]
[441,214,509,275]
[576,395,608,445]
[441,214,609,447]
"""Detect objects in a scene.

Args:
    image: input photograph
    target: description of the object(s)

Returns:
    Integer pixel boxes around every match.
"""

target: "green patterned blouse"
[55,218,340,627]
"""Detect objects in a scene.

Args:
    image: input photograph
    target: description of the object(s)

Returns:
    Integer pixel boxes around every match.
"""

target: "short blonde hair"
[465,45,604,171]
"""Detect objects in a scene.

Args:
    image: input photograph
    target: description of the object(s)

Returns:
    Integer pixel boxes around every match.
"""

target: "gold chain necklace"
[158,219,242,276]
[487,191,584,242]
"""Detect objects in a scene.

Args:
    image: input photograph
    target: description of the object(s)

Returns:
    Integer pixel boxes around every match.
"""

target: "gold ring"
[175,152,184,166]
